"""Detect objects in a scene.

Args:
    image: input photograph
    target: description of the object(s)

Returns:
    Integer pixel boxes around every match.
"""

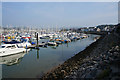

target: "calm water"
[2,34,99,78]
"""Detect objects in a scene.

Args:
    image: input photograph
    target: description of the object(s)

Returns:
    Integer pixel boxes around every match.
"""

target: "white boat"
[3,40,31,48]
[47,41,57,46]
[0,44,27,57]
[0,52,26,65]
[82,34,88,38]
[20,41,31,48]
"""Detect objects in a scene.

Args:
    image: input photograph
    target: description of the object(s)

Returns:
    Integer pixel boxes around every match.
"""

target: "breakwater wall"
[41,24,120,79]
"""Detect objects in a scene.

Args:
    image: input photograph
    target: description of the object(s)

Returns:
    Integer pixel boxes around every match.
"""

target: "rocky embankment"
[65,45,120,79]
[41,24,120,79]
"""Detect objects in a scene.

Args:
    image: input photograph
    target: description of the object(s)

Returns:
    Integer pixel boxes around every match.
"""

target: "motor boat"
[2,40,21,44]
[0,44,27,57]
[47,41,57,46]
[3,39,31,48]
[0,52,26,65]
[20,41,31,48]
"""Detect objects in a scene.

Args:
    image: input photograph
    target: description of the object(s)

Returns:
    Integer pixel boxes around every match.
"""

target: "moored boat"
[0,44,27,57]
[47,41,57,46]
[0,52,26,65]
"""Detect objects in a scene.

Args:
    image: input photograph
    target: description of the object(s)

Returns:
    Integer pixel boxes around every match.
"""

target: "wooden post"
[36,32,39,48]
[35,32,36,38]
[37,49,39,59]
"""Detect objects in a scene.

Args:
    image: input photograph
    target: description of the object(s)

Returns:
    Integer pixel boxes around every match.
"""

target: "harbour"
[0,2,119,79]
[1,33,99,78]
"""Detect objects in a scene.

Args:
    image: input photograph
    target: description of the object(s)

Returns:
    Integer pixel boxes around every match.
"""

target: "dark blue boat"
[3,40,22,44]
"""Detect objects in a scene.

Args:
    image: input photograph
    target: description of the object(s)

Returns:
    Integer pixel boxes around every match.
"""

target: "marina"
[0,2,119,79]
[0,31,99,78]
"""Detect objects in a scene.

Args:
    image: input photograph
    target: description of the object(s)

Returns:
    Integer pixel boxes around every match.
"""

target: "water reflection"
[49,45,59,49]
[88,34,100,40]
[2,34,100,78]
[66,43,68,47]
[0,53,26,66]
[50,46,57,49]
[37,49,39,59]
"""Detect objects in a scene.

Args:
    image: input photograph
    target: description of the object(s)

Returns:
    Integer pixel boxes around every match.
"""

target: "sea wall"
[41,24,120,79]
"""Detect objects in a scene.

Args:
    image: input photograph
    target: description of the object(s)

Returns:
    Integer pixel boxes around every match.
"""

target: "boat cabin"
[0,44,19,49]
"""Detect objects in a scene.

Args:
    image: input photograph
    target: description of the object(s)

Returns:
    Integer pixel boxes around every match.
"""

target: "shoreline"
[41,35,105,79]
[41,25,120,79]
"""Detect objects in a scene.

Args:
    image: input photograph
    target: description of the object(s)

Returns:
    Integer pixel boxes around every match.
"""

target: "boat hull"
[0,48,26,57]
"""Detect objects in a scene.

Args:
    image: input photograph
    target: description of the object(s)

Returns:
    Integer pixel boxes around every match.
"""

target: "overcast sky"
[2,2,118,28]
